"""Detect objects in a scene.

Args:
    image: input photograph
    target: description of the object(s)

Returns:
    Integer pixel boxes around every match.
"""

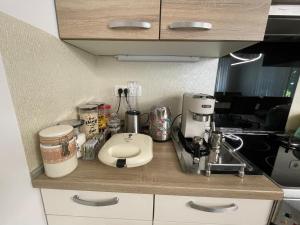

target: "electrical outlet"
[114,85,127,96]
[114,84,142,97]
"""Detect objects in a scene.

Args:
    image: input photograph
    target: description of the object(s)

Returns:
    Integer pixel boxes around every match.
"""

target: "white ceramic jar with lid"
[58,119,84,136]
[39,125,78,178]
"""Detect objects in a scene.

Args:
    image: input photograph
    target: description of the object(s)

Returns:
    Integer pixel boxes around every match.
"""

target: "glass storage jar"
[78,104,99,139]
[108,113,121,135]
[99,104,111,130]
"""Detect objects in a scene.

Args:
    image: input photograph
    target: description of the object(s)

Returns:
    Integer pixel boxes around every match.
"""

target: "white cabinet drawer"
[42,189,153,220]
[47,215,152,225]
[154,222,218,225]
[154,195,273,225]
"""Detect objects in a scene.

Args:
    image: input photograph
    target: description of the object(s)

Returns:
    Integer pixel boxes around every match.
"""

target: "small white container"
[39,125,78,178]
[75,132,86,158]
[57,119,86,158]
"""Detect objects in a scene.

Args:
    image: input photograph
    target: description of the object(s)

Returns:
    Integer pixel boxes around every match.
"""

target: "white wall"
[0,11,100,171]
[0,54,47,225]
[0,0,58,37]
[0,1,57,224]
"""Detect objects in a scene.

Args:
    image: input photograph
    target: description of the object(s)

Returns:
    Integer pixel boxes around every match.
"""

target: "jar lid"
[100,104,112,110]
[39,125,73,138]
[105,104,112,110]
[126,110,140,115]
[58,119,84,128]
[78,104,98,110]
[88,101,104,106]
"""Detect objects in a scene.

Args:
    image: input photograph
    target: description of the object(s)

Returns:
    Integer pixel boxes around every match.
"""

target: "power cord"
[116,88,123,114]
[171,114,182,129]
[224,133,244,152]
[123,88,132,110]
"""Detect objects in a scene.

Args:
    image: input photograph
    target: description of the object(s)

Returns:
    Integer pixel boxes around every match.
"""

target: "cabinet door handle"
[72,195,119,207]
[109,21,151,29]
[187,201,238,213]
[168,21,212,30]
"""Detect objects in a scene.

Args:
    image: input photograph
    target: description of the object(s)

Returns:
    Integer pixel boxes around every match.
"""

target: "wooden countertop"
[32,142,283,200]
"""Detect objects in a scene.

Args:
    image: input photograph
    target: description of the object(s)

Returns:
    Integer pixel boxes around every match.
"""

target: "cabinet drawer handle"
[72,195,119,207]
[187,201,238,213]
[109,21,151,29]
[169,21,212,30]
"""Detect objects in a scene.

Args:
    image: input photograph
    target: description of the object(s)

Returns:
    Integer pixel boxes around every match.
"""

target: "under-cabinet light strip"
[115,55,201,62]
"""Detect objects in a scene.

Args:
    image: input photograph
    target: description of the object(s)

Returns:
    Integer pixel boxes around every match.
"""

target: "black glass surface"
[228,134,278,175]
[214,96,292,132]
[214,44,300,187]
[229,133,300,187]
[214,50,300,132]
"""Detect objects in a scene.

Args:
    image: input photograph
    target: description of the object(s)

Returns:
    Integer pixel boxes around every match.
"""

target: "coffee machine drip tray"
[171,127,260,176]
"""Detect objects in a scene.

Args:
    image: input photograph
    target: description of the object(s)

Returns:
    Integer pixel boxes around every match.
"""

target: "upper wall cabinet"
[55,0,161,40]
[55,0,272,57]
[160,0,271,41]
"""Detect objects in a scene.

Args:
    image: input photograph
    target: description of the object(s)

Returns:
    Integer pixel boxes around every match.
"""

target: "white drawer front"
[42,189,153,220]
[154,222,218,225]
[154,195,273,225]
[47,215,152,225]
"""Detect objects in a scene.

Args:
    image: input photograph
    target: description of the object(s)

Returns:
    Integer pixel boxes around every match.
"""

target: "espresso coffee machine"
[181,93,215,138]
[172,93,251,177]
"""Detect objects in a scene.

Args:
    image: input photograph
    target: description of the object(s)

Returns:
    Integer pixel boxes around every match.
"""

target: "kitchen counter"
[32,142,283,200]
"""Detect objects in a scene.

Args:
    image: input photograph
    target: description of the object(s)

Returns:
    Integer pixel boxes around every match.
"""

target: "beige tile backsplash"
[96,57,219,118]
[0,12,219,172]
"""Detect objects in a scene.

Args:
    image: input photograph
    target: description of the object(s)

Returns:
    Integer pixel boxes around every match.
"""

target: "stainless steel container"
[125,110,140,133]
[149,106,171,141]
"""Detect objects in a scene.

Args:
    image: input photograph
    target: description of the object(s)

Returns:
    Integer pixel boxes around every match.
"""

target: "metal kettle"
[149,106,172,142]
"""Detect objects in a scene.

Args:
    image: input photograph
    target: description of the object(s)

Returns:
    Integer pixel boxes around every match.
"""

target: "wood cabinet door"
[160,0,271,41]
[55,0,160,40]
